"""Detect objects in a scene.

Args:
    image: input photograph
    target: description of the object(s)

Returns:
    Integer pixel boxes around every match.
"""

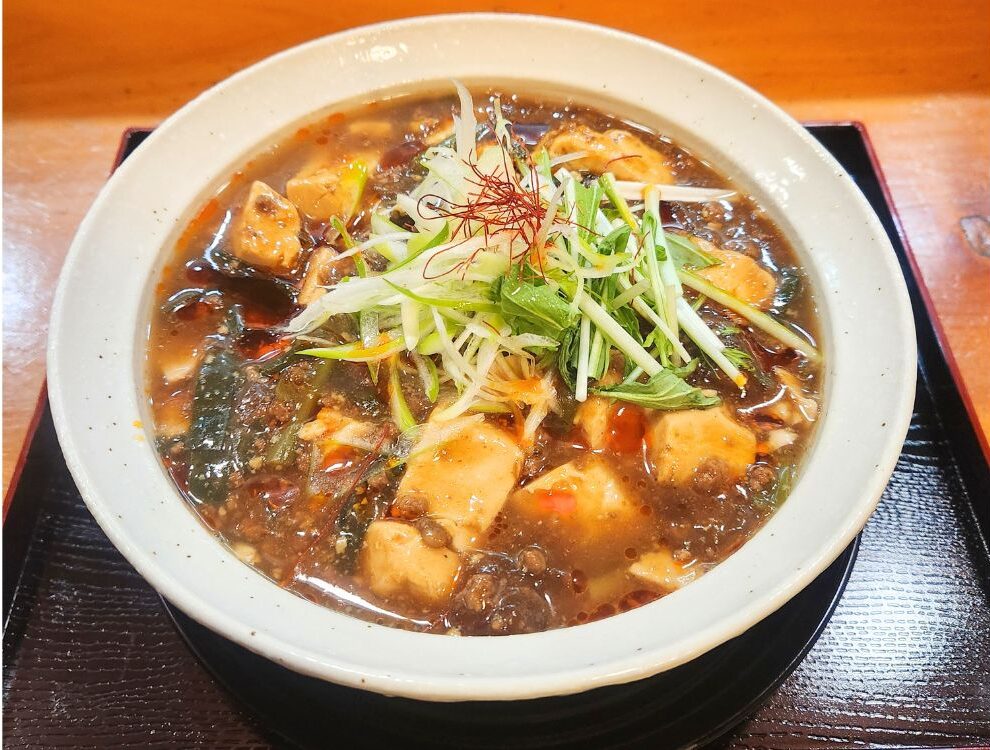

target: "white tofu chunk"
[757,368,819,427]
[694,239,776,310]
[396,416,523,550]
[510,456,639,544]
[285,158,371,222]
[774,367,819,422]
[361,520,460,605]
[765,427,798,452]
[159,350,201,384]
[298,406,376,457]
[574,396,612,450]
[298,246,354,306]
[646,407,756,485]
[539,125,675,184]
[230,181,302,272]
[629,548,696,590]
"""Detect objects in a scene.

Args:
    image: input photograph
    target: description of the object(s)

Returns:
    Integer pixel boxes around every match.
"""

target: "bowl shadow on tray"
[164,537,857,750]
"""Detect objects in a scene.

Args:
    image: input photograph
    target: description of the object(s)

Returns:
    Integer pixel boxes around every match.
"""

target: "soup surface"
[148,87,822,635]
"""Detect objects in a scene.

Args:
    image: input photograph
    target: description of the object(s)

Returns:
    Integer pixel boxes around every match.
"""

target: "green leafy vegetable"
[666,233,720,269]
[720,332,773,388]
[534,147,553,183]
[772,266,801,312]
[611,302,644,375]
[337,161,369,222]
[333,457,395,573]
[592,368,720,410]
[669,358,700,379]
[331,216,367,277]
[281,82,822,422]
[494,274,575,336]
[333,215,377,379]
[594,225,632,256]
[723,347,755,372]
[572,181,603,242]
[186,309,246,505]
[205,249,297,299]
[415,330,443,356]
[300,335,405,362]
[186,348,244,505]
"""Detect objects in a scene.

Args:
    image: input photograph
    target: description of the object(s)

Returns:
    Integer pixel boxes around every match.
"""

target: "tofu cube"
[629,548,696,590]
[574,396,612,451]
[396,416,523,550]
[298,406,375,461]
[361,520,460,605]
[230,181,302,272]
[646,407,756,485]
[510,456,639,549]
[540,125,674,184]
[286,159,370,222]
[695,240,776,310]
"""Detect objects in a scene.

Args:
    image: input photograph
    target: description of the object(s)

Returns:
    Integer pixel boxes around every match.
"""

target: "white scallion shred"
[285,80,819,437]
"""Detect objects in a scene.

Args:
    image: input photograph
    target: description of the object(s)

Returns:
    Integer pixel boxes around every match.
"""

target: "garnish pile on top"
[287,83,819,440]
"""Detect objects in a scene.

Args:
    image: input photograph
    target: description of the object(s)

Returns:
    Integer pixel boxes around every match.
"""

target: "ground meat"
[268,400,294,423]
[693,457,729,494]
[700,201,732,226]
[518,546,547,576]
[415,517,452,549]
[390,493,427,520]
[447,551,555,634]
[488,587,551,635]
[283,362,310,385]
[520,429,553,482]
[459,573,498,613]
[747,463,776,493]
[366,468,392,493]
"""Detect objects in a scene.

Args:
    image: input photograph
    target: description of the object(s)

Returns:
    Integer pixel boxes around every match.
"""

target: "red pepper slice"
[534,488,577,516]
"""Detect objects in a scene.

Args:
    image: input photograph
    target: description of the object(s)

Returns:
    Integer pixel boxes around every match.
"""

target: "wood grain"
[4,0,990,495]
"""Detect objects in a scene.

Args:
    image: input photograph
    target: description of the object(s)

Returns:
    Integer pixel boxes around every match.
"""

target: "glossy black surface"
[164,541,857,749]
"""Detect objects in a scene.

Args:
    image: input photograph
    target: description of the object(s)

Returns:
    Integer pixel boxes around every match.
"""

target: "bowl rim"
[47,12,916,701]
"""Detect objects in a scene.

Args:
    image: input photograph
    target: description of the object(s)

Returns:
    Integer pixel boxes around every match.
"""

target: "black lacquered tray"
[4,125,990,749]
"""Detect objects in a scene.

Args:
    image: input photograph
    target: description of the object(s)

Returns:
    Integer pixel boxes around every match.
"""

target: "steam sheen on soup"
[147,87,822,635]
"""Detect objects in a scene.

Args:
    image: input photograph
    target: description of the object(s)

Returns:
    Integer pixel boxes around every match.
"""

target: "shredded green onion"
[283,81,821,421]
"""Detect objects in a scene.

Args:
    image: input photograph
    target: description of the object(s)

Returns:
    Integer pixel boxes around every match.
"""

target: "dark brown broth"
[147,90,821,635]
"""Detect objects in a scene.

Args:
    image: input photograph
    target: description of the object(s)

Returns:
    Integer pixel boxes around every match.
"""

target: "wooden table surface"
[4,0,989,496]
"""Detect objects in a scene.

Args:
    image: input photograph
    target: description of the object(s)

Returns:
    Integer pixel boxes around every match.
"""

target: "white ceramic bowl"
[48,13,916,701]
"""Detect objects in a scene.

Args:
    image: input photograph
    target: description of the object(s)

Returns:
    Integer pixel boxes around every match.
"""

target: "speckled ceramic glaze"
[48,14,915,701]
